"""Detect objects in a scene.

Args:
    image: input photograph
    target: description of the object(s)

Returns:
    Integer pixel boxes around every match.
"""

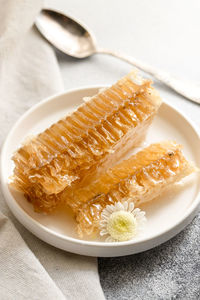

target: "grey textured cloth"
[99,214,200,299]
[0,1,105,299]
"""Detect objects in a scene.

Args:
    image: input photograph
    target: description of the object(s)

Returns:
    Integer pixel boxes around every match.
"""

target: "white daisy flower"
[99,200,146,242]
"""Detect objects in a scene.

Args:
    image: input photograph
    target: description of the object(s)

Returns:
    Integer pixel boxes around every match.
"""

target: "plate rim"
[1,85,200,253]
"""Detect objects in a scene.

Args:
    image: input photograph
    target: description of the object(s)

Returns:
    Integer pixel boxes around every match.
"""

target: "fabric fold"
[0,0,105,299]
[0,212,66,300]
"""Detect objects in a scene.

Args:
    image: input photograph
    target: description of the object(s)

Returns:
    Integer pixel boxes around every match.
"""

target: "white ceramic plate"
[1,87,200,257]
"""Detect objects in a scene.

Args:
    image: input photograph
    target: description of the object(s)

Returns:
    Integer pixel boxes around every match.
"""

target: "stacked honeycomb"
[11,71,162,212]
[75,141,195,236]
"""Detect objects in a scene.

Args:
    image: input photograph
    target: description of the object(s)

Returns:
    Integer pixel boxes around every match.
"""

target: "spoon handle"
[97,48,200,104]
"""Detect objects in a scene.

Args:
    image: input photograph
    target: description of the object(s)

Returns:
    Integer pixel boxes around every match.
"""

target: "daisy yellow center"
[106,211,137,241]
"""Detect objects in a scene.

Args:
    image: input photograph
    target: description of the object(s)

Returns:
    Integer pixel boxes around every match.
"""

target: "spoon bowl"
[36,9,200,104]
[36,9,97,58]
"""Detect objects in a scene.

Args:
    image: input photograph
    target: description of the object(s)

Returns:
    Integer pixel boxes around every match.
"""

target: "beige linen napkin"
[0,1,105,299]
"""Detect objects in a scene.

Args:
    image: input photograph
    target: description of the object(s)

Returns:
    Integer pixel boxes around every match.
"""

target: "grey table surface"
[48,0,200,299]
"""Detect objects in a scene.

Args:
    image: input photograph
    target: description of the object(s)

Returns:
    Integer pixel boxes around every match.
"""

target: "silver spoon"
[36,9,200,104]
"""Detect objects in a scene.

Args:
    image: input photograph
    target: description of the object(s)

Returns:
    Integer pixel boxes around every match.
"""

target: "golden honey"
[75,142,195,237]
[11,71,162,212]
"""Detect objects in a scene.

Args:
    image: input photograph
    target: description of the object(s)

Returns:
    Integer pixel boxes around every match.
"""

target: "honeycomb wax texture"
[11,71,162,212]
[75,141,196,237]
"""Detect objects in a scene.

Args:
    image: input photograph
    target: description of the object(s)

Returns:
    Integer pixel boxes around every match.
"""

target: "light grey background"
[46,0,200,299]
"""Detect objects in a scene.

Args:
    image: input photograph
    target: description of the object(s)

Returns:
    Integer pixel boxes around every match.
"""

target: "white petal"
[100,229,108,236]
[105,236,114,242]
[134,214,143,220]
[99,220,108,226]
[123,201,128,211]
[102,208,110,214]
[140,211,146,217]
[128,202,135,212]
[115,202,121,210]
[136,212,146,219]
[117,202,124,211]
[101,212,110,219]
[106,206,114,213]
